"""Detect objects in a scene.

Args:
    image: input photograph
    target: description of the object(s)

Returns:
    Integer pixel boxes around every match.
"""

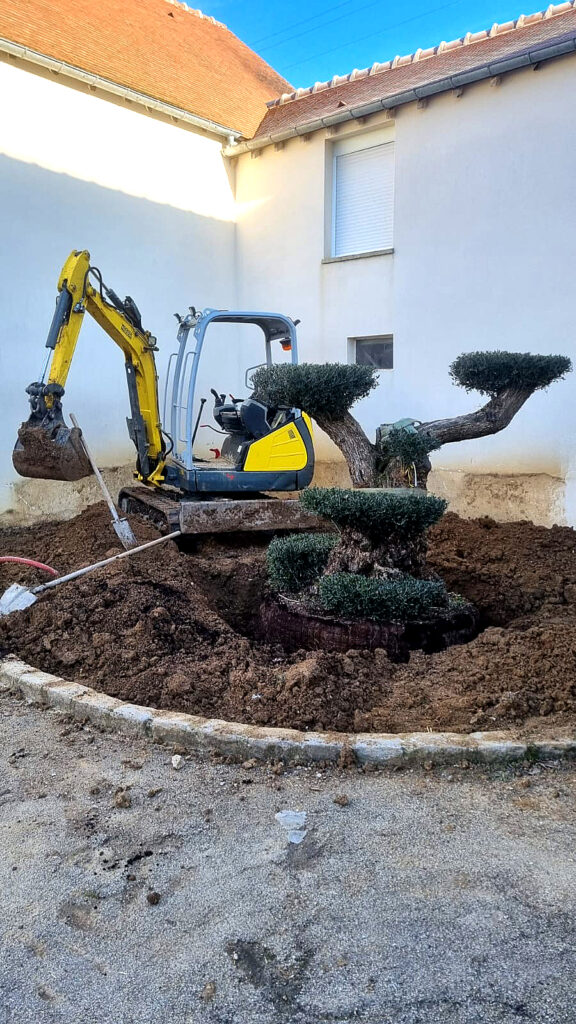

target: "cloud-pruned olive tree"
[253,352,571,489]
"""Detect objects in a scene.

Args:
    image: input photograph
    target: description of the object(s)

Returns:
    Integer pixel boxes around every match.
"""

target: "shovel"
[0,530,181,616]
[69,414,137,550]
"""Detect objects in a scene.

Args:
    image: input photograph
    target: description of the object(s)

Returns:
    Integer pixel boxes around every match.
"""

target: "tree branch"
[418,387,534,446]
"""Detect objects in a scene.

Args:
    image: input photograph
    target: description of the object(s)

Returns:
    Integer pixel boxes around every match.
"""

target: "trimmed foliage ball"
[450,351,572,397]
[251,363,378,421]
[267,532,337,594]
[300,487,447,537]
[318,573,448,622]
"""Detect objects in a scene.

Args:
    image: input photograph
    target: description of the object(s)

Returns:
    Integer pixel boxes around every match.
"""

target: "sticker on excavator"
[12,423,93,482]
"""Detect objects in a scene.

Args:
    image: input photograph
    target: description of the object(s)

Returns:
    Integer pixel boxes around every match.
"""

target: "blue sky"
[198,0,536,87]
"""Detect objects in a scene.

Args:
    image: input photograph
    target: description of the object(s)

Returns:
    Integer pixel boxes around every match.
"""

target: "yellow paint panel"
[243,422,308,472]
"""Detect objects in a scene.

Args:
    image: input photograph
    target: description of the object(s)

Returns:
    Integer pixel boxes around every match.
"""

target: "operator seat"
[239,399,271,440]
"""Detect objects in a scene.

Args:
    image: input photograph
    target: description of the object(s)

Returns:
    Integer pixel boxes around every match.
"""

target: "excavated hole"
[175,532,271,638]
[1,504,576,735]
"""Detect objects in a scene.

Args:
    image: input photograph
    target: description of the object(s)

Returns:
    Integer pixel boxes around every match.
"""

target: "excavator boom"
[13,250,166,484]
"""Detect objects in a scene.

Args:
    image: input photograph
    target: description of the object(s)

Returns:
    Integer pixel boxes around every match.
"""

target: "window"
[351,336,393,370]
[331,133,395,258]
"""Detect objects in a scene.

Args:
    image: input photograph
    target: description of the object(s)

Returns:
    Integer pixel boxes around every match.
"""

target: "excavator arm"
[13,250,166,484]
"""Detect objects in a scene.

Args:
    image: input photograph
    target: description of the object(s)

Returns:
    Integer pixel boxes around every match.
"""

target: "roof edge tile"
[266,0,575,109]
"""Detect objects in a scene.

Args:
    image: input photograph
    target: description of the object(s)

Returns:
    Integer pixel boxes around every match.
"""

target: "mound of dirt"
[1,503,576,735]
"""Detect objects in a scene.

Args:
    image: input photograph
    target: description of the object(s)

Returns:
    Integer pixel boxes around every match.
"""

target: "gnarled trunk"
[413,387,533,488]
[314,386,536,492]
[326,527,429,577]
[315,411,379,487]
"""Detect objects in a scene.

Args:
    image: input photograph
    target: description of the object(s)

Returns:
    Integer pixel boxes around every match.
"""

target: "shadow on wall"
[0,154,237,516]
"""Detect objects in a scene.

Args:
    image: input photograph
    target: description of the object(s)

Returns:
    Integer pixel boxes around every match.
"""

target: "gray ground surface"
[1,691,576,1024]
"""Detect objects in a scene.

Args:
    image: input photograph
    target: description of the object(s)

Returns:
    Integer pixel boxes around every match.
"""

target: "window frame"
[327,126,395,260]
[348,334,394,371]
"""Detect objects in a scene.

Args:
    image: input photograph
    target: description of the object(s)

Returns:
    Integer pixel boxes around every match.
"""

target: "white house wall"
[2,53,576,527]
[234,57,576,525]
[0,60,237,519]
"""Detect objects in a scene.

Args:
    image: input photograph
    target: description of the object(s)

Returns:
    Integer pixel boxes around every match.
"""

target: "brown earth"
[1,504,576,735]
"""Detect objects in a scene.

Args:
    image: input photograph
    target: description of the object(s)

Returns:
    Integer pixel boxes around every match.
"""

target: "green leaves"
[376,426,442,465]
[318,573,448,621]
[299,488,447,537]
[450,351,572,397]
[266,532,337,594]
[251,363,378,421]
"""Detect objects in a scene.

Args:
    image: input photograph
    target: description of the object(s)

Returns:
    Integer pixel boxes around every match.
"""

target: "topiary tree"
[253,352,571,488]
[300,487,447,576]
[266,488,454,625]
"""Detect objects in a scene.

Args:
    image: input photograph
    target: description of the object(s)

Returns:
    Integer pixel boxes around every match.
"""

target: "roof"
[0,0,291,138]
[252,2,576,141]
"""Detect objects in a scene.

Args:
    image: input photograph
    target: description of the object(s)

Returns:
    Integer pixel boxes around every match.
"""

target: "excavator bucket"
[12,421,93,482]
[13,380,93,482]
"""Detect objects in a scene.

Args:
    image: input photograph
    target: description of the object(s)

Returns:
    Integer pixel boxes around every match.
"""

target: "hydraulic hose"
[0,556,58,576]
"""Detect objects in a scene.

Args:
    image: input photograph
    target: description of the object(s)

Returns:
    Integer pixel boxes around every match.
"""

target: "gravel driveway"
[1,690,575,1024]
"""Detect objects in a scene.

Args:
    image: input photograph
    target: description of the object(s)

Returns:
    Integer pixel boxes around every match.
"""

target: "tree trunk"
[413,387,533,487]
[419,387,533,445]
[315,387,535,491]
[326,527,428,577]
[315,411,379,487]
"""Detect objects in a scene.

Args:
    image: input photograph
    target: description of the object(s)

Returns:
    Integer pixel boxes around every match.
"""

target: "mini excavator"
[13,250,315,532]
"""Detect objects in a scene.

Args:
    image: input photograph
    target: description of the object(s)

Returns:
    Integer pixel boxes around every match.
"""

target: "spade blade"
[0,583,38,617]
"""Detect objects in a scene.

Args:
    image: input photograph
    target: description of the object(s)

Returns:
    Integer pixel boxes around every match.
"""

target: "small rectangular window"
[352,336,393,370]
[332,139,395,257]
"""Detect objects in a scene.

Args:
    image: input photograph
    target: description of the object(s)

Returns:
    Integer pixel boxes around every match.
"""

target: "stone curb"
[1,655,575,766]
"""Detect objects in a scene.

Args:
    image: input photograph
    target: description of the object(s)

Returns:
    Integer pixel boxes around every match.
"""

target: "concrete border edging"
[1,655,575,766]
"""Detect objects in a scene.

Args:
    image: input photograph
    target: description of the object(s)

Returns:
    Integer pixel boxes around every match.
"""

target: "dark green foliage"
[376,426,442,465]
[318,573,448,621]
[300,487,446,537]
[266,532,337,594]
[251,363,378,421]
[450,351,572,397]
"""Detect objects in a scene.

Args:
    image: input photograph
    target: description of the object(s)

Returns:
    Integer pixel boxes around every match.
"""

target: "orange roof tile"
[0,0,291,137]
[253,3,576,140]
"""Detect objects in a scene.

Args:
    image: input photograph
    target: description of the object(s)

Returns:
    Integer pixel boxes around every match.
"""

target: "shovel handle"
[69,414,120,524]
[32,530,182,596]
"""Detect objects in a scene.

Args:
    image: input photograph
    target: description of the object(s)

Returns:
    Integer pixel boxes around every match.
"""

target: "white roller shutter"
[332,140,395,257]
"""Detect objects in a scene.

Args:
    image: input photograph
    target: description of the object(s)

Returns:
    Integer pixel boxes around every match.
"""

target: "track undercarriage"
[118,486,326,536]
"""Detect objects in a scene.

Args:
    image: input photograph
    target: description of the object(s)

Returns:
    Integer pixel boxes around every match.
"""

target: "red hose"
[0,556,58,577]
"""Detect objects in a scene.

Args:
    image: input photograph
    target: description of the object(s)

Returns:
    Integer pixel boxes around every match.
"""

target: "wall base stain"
[307,462,568,529]
[0,460,569,529]
[1,464,136,526]
[428,469,566,528]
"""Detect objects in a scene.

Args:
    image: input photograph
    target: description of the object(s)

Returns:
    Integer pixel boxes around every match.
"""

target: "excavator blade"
[12,421,93,481]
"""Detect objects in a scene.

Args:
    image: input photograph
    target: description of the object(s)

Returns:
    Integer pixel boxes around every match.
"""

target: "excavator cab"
[161,309,314,494]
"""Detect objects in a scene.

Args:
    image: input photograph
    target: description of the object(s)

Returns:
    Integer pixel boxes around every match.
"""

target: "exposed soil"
[1,504,576,735]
